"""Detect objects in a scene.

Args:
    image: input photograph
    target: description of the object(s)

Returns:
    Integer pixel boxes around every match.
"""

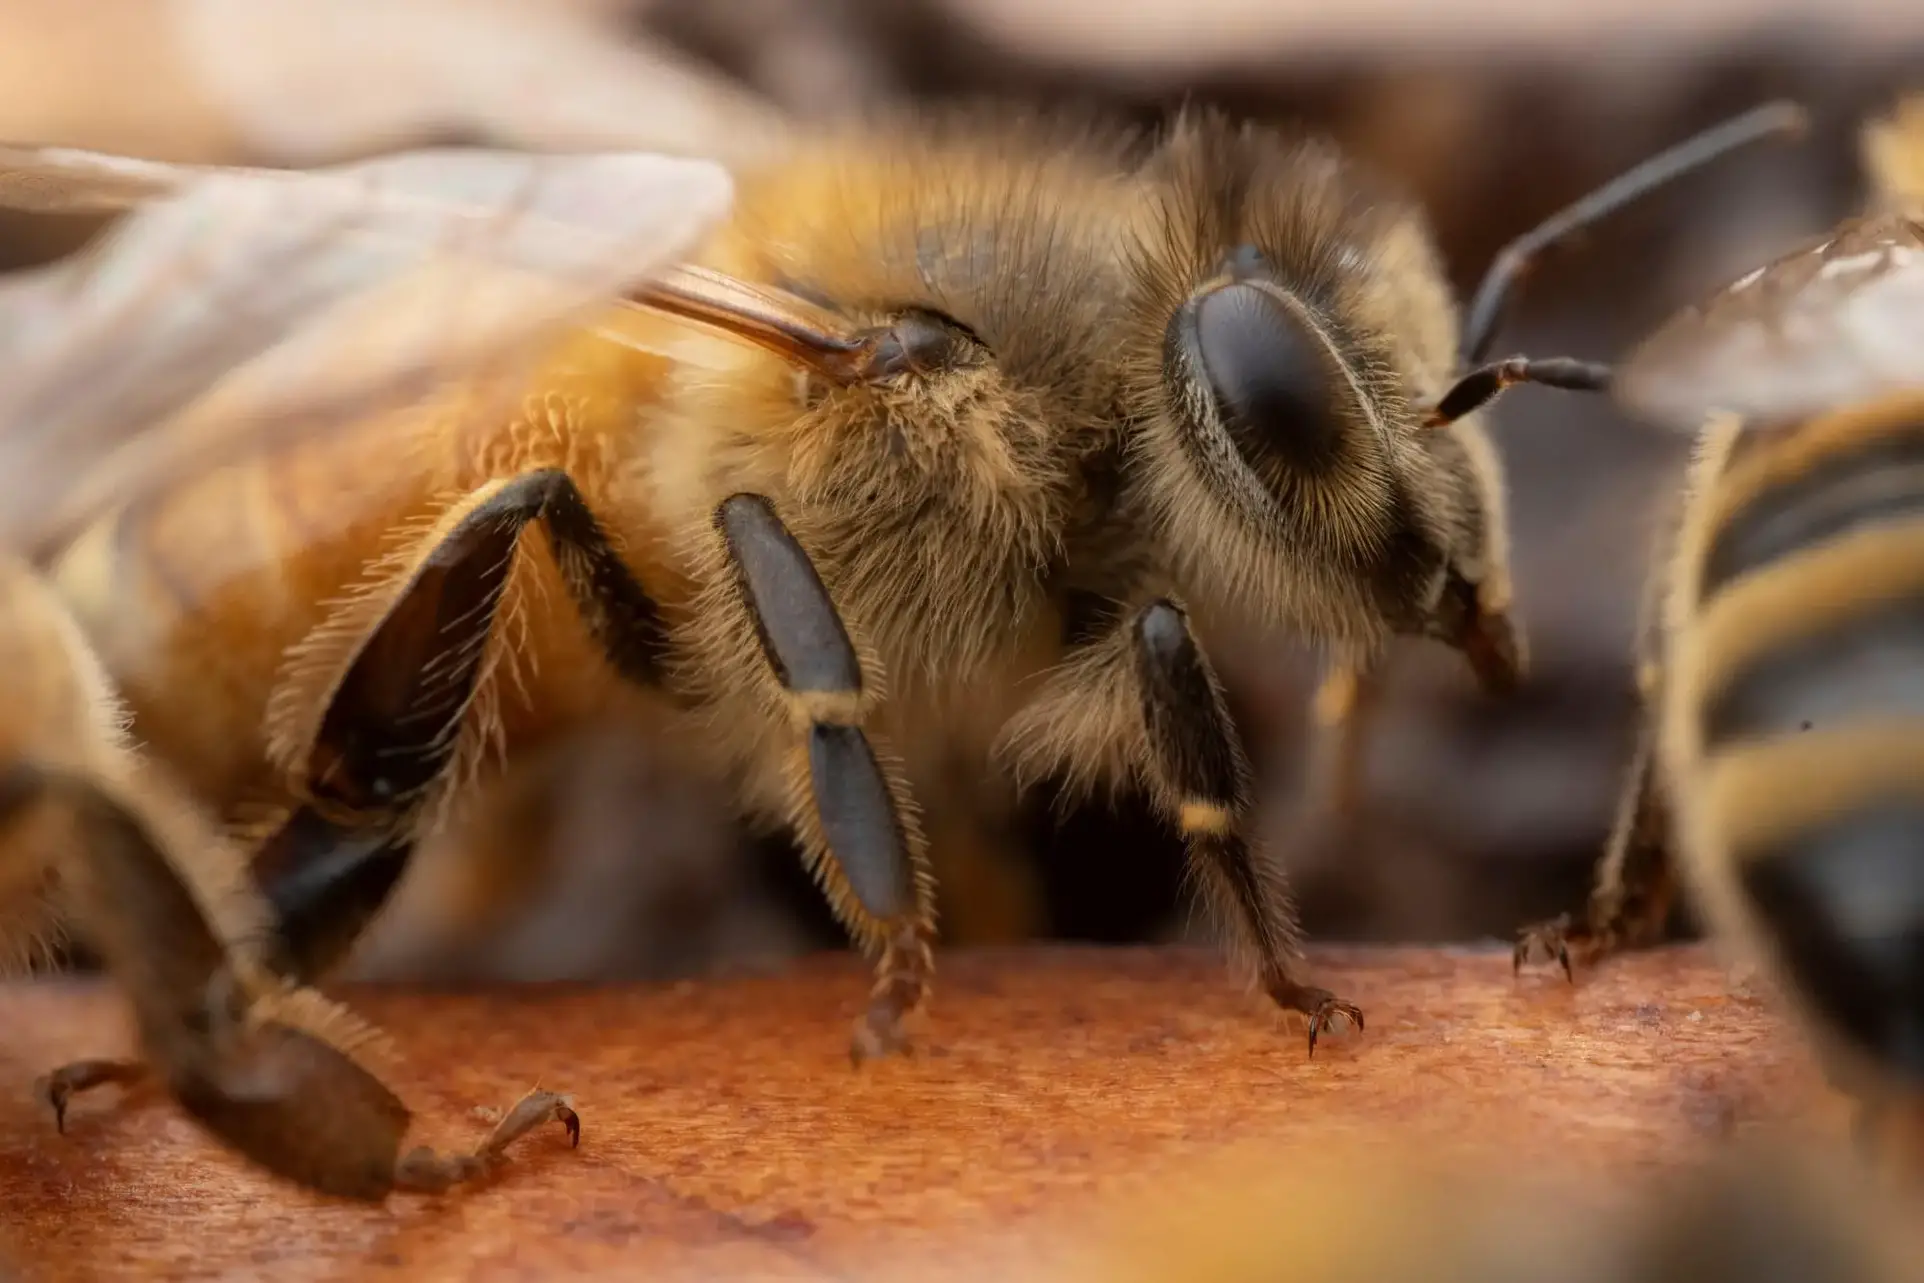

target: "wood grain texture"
[0,944,1850,1282]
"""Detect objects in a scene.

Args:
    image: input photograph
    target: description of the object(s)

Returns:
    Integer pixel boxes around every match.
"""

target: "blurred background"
[2,0,1920,986]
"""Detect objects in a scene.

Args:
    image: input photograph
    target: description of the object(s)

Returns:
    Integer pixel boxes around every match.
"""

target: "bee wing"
[0,0,786,170]
[173,0,790,167]
[0,145,734,553]
[0,144,224,213]
[1616,213,1924,433]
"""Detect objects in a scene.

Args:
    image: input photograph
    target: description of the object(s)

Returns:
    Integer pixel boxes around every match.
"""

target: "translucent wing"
[0,144,218,212]
[0,0,786,169]
[0,145,734,554]
[1615,213,1924,432]
[171,0,789,167]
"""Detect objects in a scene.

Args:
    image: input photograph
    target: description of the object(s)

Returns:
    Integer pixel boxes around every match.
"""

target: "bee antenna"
[1457,99,1810,369]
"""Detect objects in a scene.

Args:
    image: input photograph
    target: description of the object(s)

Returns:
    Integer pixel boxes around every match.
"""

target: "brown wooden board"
[0,944,1848,1282]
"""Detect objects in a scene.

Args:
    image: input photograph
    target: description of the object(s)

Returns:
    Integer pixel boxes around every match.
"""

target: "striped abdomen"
[1672,392,1924,1081]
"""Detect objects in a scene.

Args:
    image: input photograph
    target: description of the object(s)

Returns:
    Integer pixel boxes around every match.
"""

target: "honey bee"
[5,97,1807,1191]
[1052,1134,1921,1283]
[0,143,735,1197]
[1512,93,1924,1156]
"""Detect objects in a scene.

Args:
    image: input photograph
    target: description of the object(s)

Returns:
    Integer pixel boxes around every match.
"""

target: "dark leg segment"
[1130,600,1363,1054]
[253,808,411,985]
[1424,356,1613,429]
[714,493,932,1062]
[1514,715,1676,979]
[254,468,671,983]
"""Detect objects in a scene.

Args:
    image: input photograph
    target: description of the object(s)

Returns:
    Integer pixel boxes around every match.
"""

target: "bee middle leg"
[243,468,673,1164]
[713,494,934,1063]
[257,468,672,980]
[1130,600,1363,1055]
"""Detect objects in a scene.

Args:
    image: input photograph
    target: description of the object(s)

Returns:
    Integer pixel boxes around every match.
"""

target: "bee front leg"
[1130,600,1363,1055]
[1517,548,1678,982]
[713,494,934,1064]
[1514,714,1676,980]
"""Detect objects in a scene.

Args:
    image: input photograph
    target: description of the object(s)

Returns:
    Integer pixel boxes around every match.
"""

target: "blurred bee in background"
[1052,1132,1922,1283]
[1514,93,1924,1164]
[0,143,737,1197]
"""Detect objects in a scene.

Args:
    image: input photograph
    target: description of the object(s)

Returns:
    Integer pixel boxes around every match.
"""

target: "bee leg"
[1514,716,1676,981]
[257,467,669,983]
[390,1088,580,1193]
[713,494,933,1063]
[1130,600,1363,1056]
[253,812,411,987]
[2,764,420,1199]
[240,471,667,1168]
[0,765,150,1130]
[34,1059,150,1132]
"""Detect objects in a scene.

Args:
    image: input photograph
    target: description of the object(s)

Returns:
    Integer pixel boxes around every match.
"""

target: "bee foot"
[849,921,931,1066]
[1513,915,1583,982]
[849,1004,915,1066]
[482,1088,580,1154]
[1267,981,1365,1057]
[392,1088,580,1194]
[34,1058,149,1134]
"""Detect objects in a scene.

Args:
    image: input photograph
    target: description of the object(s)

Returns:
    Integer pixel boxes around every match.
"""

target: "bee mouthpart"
[632,265,874,383]
[1461,606,1527,697]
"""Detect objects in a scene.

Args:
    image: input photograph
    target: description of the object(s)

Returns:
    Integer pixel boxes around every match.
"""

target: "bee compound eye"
[1186,281,1344,475]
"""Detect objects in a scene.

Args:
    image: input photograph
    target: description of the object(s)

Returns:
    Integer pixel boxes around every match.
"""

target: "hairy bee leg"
[713,494,933,1062]
[391,1088,580,1194]
[0,761,210,1141]
[3,766,419,1199]
[1515,716,1676,980]
[1130,600,1363,1056]
[35,1058,149,1132]
[257,467,671,982]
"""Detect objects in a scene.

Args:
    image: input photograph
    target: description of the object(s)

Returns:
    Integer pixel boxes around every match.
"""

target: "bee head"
[1125,109,1525,693]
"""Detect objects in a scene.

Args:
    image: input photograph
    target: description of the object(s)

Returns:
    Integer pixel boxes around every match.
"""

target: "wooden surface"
[0,944,1850,1282]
